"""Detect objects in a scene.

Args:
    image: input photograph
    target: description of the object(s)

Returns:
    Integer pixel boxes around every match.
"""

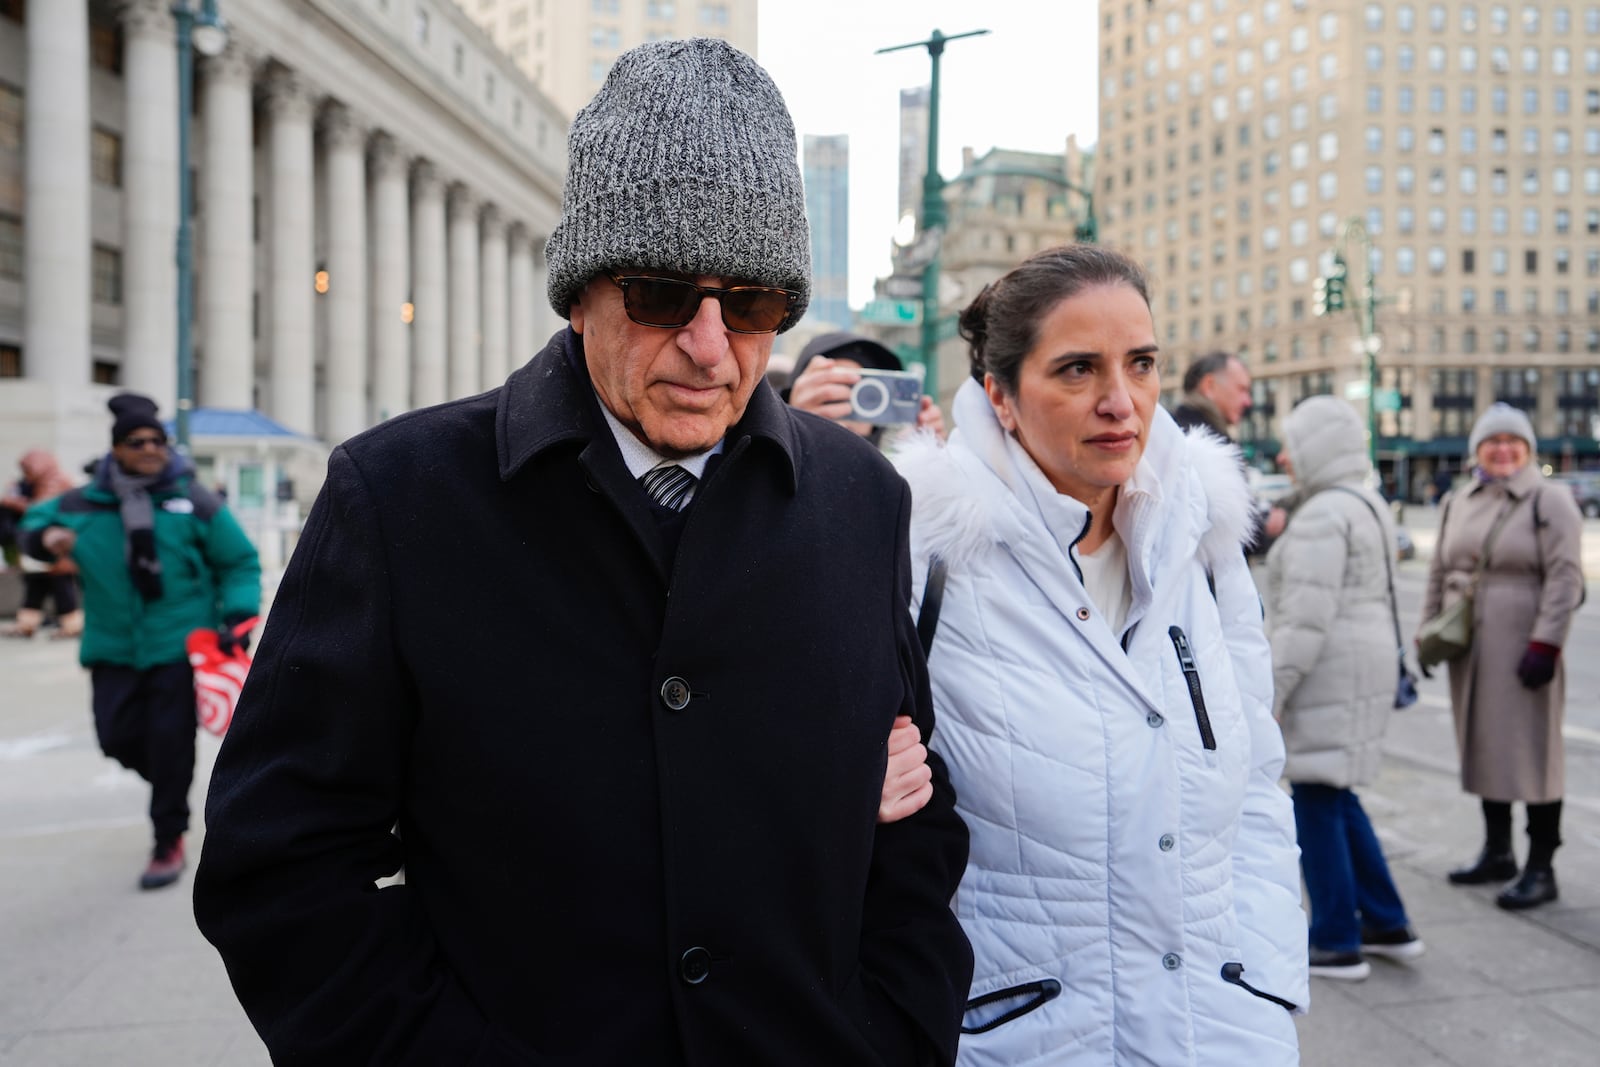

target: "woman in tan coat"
[1422,403,1585,910]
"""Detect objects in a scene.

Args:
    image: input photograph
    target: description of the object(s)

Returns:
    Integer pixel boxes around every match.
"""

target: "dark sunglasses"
[119,435,168,450]
[606,272,798,334]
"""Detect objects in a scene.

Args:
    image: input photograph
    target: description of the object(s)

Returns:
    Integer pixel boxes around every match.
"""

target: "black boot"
[1496,868,1558,909]
[1449,800,1516,885]
[1497,801,1561,911]
[1448,847,1518,884]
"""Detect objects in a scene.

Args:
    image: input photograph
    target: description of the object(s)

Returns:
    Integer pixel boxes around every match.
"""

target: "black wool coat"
[194,328,974,1066]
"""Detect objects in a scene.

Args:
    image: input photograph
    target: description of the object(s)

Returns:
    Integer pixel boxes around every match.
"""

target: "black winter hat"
[108,393,164,444]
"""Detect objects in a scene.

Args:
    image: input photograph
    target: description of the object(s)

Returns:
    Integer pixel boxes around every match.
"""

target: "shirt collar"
[594,393,723,480]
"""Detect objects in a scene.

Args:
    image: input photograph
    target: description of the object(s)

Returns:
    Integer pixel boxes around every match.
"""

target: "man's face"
[570,273,775,458]
[112,432,170,477]
[1201,357,1253,426]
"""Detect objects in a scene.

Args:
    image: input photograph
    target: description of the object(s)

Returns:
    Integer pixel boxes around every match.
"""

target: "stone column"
[410,162,447,408]
[479,207,508,387]
[200,42,256,410]
[507,224,535,371]
[24,0,90,390]
[368,133,410,421]
[264,68,317,435]
[447,185,481,399]
[321,103,368,444]
[119,0,179,409]
[529,234,555,348]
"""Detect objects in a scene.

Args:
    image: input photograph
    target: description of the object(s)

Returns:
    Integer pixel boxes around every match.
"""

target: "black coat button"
[660,677,691,711]
[680,946,711,985]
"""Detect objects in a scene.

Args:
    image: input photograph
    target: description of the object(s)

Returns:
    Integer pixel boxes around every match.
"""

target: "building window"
[89,21,122,74]
[1462,285,1478,312]
[699,2,729,26]
[92,245,122,305]
[1556,368,1600,436]
[414,8,430,44]
[0,213,19,280]
[1431,368,1478,437]
[0,82,19,151]
[91,128,121,187]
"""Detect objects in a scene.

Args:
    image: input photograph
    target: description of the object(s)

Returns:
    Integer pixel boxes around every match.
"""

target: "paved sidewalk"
[1,600,1597,1064]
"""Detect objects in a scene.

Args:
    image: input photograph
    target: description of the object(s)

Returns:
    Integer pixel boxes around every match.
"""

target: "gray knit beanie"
[545,38,810,331]
[1467,401,1537,455]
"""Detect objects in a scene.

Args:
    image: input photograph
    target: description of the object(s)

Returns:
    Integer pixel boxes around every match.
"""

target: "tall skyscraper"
[462,0,759,119]
[803,133,851,330]
[1098,0,1600,491]
[898,86,931,228]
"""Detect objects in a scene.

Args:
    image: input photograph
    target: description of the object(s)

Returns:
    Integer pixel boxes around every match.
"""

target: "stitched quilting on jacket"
[894,380,1308,1067]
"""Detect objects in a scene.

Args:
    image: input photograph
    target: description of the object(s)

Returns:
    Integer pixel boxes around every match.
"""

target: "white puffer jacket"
[1265,396,1398,788]
[895,381,1308,1067]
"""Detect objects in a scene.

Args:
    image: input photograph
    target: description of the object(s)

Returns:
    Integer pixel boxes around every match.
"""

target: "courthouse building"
[1097,0,1600,492]
[0,0,566,502]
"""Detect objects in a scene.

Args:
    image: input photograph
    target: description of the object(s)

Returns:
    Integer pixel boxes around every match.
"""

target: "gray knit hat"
[1468,401,1537,455]
[545,38,810,331]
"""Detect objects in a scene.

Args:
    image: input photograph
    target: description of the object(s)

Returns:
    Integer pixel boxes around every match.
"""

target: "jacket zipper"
[961,978,1063,1035]
[1168,626,1216,750]
[1221,962,1298,1012]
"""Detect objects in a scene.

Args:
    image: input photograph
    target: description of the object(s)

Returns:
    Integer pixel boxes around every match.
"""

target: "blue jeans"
[1291,783,1411,952]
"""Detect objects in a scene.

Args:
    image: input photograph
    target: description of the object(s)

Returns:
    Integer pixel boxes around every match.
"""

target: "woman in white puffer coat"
[1265,395,1423,982]
[895,244,1307,1066]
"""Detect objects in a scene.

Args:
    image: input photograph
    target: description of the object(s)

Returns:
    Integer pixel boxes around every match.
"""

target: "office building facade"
[803,133,850,331]
[1098,0,1600,492]
[0,0,566,490]
[460,0,757,119]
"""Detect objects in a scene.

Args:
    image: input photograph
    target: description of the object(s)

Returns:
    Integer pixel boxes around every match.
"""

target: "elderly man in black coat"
[194,38,973,1067]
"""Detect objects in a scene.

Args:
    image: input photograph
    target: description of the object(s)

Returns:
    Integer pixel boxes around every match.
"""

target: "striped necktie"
[640,462,698,512]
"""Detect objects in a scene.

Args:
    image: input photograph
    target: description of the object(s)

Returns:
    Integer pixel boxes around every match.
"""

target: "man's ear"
[569,292,586,335]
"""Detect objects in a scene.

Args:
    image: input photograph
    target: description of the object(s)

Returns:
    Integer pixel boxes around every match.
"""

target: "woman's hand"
[787,356,860,422]
[878,715,934,824]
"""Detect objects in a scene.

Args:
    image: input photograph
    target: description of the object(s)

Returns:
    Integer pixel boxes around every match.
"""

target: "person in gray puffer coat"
[1265,395,1423,982]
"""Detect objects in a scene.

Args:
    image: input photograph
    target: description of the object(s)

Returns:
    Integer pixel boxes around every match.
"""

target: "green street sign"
[1374,388,1402,412]
[860,299,921,326]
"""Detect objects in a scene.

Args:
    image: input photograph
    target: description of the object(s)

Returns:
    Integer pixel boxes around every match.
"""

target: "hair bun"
[959,284,996,383]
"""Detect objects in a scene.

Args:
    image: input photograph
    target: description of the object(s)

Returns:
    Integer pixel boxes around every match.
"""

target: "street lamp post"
[876,28,988,399]
[172,0,229,453]
[1313,216,1381,466]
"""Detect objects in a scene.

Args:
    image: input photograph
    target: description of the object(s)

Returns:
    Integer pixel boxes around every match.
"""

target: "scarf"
[104,458,170,601]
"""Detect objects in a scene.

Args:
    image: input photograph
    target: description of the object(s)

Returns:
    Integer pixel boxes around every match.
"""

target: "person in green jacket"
[22,393,260,890]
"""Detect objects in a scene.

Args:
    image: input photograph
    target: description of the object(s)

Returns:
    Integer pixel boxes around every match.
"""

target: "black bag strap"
[1326,486,1405,653]
[917,555,948,659]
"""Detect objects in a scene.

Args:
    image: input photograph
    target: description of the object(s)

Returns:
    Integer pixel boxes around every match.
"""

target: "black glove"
[217,615,254,655]
[1516,642,1559,690]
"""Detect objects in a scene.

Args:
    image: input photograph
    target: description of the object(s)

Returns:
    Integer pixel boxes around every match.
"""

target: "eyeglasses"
[119,435,168,451]
[606,272,798,334]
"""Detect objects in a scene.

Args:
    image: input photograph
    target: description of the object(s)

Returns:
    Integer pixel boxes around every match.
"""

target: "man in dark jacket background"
[194,38,973,1066]
[22,393,260,890]
[1171,350,1288,548]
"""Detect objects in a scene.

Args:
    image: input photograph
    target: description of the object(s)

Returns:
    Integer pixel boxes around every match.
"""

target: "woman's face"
[1476,433,1531,479]
[984,283,1160,504]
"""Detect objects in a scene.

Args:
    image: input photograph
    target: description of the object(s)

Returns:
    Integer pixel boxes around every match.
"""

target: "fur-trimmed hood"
[892,379,1257,588]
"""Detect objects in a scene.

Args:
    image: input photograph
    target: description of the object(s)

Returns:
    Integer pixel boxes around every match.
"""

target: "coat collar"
[495,326,801,494]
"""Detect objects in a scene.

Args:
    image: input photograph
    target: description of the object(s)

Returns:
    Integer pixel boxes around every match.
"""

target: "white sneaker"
[1361,927,1426,961]
[1308,949,1372,981]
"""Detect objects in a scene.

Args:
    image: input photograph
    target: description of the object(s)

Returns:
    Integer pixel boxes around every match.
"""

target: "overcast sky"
[757,1,1101,307]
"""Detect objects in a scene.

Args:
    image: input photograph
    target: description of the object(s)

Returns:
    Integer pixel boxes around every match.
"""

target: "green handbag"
[1415,496,1520,669]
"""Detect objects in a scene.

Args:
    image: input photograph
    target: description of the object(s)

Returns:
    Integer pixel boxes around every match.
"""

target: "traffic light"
[1326,254,1348,313]
[1313,275,1330,317]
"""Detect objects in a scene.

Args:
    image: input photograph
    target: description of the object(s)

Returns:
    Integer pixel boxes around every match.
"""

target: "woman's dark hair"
[958,244,1152,393]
